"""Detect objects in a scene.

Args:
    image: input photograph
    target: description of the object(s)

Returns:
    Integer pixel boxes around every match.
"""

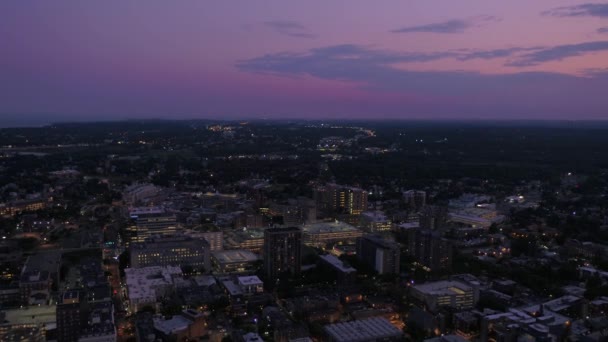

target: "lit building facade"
[129,235,210,270]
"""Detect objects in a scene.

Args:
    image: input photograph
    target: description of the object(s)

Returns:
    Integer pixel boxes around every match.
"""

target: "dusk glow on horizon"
[2,1,608,126]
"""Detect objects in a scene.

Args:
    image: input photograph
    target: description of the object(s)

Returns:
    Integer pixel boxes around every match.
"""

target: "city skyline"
[2,1,608,126]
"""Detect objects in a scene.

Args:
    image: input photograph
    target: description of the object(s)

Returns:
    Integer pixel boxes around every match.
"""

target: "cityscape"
[2,1,608,342]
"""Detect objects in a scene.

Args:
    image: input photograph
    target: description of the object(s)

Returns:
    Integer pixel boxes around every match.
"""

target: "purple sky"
[2,1,608,125]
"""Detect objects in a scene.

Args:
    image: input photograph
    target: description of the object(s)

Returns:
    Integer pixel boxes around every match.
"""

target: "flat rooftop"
[213,249,258,264]
[302,221,359,234]
[413,280,472,296]
[324,317,401,342]
[238,275,263,286]
[319,254,356,273]
[129,206,165,216]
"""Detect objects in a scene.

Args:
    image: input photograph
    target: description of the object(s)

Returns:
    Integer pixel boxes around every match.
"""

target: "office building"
[302,221,363,247]
[410,280,476,312]
[314,184,368,216]
[129,235,210,270]
[359,211,392,233]
[356,235,400,275]
[263,227,302,280]
[407,228,453,272]
[128,207,178,243]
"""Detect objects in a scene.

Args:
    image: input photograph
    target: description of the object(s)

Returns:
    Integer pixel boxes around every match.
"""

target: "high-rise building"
[356,235,400,275]
[419,205,448,230]
[314,184,368,216]
[129,235,210,270]
[406,228,453,272]
[56,290,83,342]
[263,227,302,280]
[403,190,427,209]
[128,207,178,243]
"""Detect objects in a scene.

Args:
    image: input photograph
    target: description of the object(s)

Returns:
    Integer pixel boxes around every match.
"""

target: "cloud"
[236,44,592,94]
[544,3,608,18]
[599,27,608,34]
[508,41,608,66]
[264,20,317,39]
[391,15,498,34]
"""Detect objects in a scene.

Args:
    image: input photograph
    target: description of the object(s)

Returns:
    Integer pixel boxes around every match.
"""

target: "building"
[128,207,178,243]
[359,211,392,233]
[225,228,265,253]
[237,276,264,295]
[403,190,427,209]
[318,254,357,283]
[302,221,363,247]
[314,184,368,216]
[269,198,316,226]
[356,235,400,275]
[56,290,84,342]
[419,205,448,230]
[125,266,182,312]
[407,229,453,272]
[129,235,210,270]
[123,183,162,205]
[410,280,476,312]
[153,309,206,341]
[0,198,48,217]
[19,270,52,306]
[324,317,402,342]
[263,227,302,280]
[212,249,259,273]
[199,231,223,251]
[78,300,117,342]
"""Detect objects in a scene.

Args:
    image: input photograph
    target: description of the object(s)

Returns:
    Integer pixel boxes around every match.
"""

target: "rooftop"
[324,317,401,342]
[154,315,191,335]
[412,280,472,296]
[319,254,356,273]
[212,249,259,264]
[302,221,359,234]
[237,275,263,287]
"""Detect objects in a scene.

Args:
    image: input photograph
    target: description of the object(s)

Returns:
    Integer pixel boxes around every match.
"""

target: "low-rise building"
[302,221,363,247]
[125,266,182,312]
[318,254,357,283]
[324,317,402,342]
[410,280,476,312]
[359,211,392,233]
[212,249,259,273]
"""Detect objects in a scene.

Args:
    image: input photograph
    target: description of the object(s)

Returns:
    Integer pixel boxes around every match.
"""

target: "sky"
[2,1,608,126]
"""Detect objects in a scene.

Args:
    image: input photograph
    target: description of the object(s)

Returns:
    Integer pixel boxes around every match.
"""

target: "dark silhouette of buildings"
[407,229,453,272]
[263,227,302,281]
[419,205,448,230]
[356,235,401,275]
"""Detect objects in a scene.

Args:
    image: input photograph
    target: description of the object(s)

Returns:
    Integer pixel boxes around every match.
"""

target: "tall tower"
[263,227,302,281]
